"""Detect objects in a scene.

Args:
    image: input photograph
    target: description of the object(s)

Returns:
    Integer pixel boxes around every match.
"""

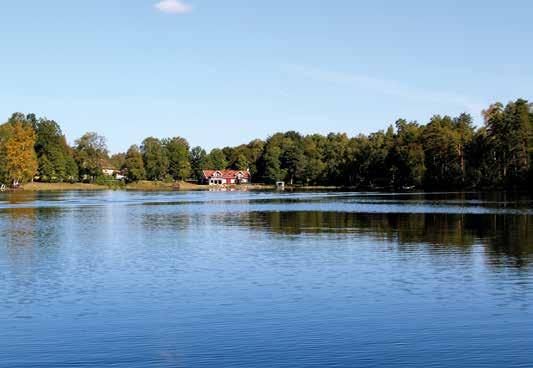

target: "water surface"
[0,191,531,367]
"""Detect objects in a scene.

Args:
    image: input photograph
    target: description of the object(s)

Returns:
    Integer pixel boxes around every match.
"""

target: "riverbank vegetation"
[0,99,531,190]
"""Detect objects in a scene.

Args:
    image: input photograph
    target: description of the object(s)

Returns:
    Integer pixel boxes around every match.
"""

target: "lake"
[0,191,531,368]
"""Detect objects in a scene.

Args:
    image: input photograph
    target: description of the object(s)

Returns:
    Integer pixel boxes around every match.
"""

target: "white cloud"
[154,0,192,14]
[286,64,484,116]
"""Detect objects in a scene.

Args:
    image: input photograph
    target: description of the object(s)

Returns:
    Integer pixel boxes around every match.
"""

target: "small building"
[102,167,116,177]
[115,171,126,181]
[202,170,251,185]
[102,167,126,181]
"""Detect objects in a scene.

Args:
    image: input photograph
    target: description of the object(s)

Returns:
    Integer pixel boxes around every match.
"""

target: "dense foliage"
[0,116,38,185]
[0,98,531,189]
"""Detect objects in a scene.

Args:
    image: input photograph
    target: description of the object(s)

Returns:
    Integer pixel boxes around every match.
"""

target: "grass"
[18,181,279,192]
[21,182,106,191]
[20,181,206,192]
[124,180,205,191]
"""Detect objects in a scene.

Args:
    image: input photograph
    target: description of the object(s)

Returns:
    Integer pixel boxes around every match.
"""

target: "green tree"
[502,99,531,186]
[109,152,126,170]
[38,154,54,182]
[164,137,191,180]
[75,132,109,182]
[387,120,425,188]
[224,145,250,171]
[33,118,77,182]
[278,131,306,185]
[222,146,237,168]
[244,139,265,177]
[261,134,285,183]
[302,135,326,185]
[233,153,249,171]
[65,154,79,182]
[141,137,168,181]
[1,98,530,190]
[360,128,395,187]
[205,148,228,170]
[124,145,146,183]
[322,133,351,186]
[7,112,37,128]
[481,99,532,187]
[421,114,474,188]
[190,146,208,180]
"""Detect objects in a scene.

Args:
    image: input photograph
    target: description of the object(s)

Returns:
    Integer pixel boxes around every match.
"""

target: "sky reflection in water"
[0,191,531,368]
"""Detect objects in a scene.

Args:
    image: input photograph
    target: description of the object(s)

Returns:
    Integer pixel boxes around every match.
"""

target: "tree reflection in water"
[228,211,532,267]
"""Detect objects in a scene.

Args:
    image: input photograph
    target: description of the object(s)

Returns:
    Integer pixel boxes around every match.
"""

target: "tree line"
[0,98,531,189]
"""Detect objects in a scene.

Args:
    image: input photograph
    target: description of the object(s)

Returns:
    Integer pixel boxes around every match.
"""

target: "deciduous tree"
[141,137,168,181]
[124,145,145,183]
[75,132,109,182]
[164,137,191,181]
[0,121,38,185]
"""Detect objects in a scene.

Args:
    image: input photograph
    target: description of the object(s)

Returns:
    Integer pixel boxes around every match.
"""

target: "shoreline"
[18,182,108,191]
[15,181,276,192]
[13,181,347,192]
[10,182,520,193]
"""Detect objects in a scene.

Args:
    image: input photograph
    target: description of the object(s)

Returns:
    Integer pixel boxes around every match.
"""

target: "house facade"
[202,170,251,185]
[102,167,116,177]
[102,167,125,181]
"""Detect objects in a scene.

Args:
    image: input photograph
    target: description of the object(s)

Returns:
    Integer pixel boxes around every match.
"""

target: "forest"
[0,98,531,190]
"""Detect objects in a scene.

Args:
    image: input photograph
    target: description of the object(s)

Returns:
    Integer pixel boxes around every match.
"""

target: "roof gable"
[202,170,251,179]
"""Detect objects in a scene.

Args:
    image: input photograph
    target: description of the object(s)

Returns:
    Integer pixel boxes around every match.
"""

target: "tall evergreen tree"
[387,120,425,188]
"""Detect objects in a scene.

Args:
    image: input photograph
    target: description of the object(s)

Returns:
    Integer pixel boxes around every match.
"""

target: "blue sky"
[1,0,531,153]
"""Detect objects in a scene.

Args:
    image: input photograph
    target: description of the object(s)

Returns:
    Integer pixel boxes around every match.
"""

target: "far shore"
[11,181,350,192]
[6,182,519,194]
[20,182,107,191]
[122,181,277,191]
[15,181,274,192]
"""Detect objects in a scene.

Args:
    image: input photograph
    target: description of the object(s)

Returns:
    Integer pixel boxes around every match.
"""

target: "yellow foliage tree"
[0,122,38,185]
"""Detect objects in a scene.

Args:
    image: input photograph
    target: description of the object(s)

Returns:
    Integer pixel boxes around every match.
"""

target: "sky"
[0,0,532,153]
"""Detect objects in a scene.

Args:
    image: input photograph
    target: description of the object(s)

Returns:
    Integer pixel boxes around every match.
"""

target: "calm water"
[0,191,531,368]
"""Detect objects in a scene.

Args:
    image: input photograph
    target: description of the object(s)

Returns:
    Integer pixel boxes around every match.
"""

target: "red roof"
[202,170,251,179]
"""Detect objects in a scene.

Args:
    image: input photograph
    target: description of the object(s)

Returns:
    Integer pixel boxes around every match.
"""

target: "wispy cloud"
[286,64,484,115]
[154,0,192,14]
